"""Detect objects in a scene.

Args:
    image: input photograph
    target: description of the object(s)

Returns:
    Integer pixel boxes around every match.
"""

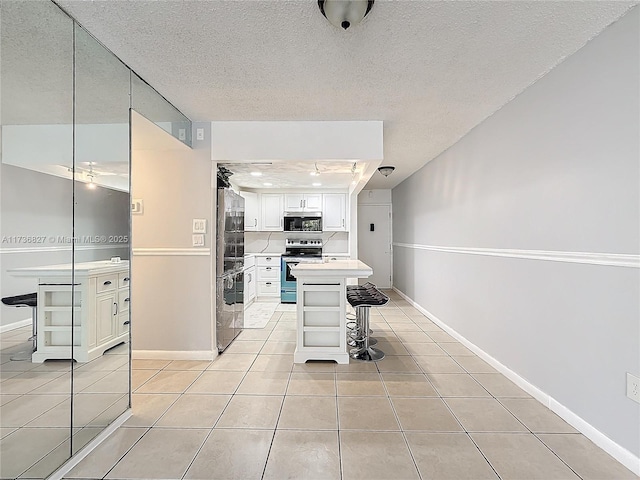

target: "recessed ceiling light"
[250,171,262,177]
[310,171,319,176]
[263,182,273,186]
[312,182,321,187]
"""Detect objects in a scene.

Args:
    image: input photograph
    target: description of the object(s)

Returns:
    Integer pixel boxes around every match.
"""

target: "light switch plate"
[178,128,186,141]
[196,128,204,141]
[193,218,207,233]
[192,234,205,247]
[132,199,143,215]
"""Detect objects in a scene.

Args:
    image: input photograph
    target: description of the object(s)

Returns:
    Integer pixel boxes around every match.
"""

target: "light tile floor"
[63,291,637,480]
[0,328,129,479]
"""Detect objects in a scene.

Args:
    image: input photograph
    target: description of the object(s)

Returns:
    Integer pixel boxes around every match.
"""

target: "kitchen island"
[290,260,372,364]
[8,260,130,363]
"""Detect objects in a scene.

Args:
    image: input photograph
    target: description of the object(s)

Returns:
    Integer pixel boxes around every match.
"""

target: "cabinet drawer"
[118,272,130,288]
[257,281,280,296]
[257,266,279,281]
[118,312,130,336]
[256,255,281,267]
[96,274,118,294]
[118,289,130,312]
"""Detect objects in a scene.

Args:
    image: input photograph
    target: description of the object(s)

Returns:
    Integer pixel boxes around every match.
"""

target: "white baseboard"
[49,408,132,480]
[0,318,32,333]
[132,349,216,361]
[393,286,640,476]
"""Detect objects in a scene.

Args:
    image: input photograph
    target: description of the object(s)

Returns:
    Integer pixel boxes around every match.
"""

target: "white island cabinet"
[8,260,130,363]
[290,260,372,364]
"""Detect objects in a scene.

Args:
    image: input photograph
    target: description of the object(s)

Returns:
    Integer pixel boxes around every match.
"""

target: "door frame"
[357,203,393,289]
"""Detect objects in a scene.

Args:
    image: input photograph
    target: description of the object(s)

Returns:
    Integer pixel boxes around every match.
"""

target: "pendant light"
[318,0,374,30]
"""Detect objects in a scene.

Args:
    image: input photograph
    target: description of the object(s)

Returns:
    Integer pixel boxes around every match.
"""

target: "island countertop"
[8,260,130,278]
[290,259,372,278]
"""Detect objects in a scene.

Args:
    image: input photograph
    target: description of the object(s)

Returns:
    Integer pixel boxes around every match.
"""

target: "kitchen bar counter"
[290,260,372,364]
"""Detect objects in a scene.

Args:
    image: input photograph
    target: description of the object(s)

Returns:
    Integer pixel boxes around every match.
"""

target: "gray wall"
[392,7,639,457]
[0,164,129,327]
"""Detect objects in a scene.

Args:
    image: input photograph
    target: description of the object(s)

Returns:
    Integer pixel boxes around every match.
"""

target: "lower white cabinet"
[244,265,256,307]
[255,254,281,298]
[15,261,131,364]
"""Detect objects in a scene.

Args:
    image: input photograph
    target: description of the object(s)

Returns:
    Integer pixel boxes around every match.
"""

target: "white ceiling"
[48,1,639,188]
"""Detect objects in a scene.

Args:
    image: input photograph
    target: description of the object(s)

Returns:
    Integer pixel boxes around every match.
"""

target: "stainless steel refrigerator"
[216,188,245,352]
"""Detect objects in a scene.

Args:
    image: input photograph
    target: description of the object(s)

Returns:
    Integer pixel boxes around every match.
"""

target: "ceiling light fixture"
[318,0,374,30]
[263,182,273,186]
[87,174,96,190]
[312,182,322,187]
[310,162,321,176]
[377,165,395,177]
[250,171,262,177]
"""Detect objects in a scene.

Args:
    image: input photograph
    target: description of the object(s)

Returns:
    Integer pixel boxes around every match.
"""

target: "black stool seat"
[347,286,388,308]
[2,293,37,308]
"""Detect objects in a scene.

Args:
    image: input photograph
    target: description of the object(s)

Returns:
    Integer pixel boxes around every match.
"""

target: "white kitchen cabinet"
[256,254,281,298]
[284,193,323,212]
[8,261,130,363]
[244,266,256,307]
[261,193,284,231]
[322,193,347,231]
[240,191,259,231]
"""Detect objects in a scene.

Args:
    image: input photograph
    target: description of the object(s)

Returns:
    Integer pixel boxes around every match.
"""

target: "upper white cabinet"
[323,193,347,231]
[261,193,284,231]
[240,191,259,231]
[284,193,322,212]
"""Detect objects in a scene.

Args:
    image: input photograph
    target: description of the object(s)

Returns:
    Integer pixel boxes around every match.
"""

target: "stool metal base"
[350,346,385,362]
[347,336,377,347]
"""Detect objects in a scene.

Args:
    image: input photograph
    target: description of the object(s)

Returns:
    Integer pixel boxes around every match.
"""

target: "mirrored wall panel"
[131,72,192,147]
[0,0,74,478]
[70,24,131,453]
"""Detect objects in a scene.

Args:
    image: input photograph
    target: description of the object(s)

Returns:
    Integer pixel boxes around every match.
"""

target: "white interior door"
[357,204,392,288]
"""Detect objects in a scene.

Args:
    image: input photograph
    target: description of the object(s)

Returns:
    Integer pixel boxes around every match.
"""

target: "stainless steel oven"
[280,239,323,303]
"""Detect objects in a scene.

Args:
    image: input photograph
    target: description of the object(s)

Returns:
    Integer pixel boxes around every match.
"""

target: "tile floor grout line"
[531,431,588,480]
[375,353,424,480]
[334,362,343,480]
[178,426,216,480]
[465,431,504,480]
[96,425,152,480]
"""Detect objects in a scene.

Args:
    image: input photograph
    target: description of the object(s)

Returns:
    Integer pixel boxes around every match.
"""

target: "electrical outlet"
[192,234,205,247]
[627,373,640,403]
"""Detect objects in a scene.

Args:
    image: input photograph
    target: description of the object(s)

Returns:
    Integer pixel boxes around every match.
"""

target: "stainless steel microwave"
[283,213,322,232]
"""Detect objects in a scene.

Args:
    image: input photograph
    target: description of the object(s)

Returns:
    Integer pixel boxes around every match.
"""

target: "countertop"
[290,259,372,278]
[8,260,130,277]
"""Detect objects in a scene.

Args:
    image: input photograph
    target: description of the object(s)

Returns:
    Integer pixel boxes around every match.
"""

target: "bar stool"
[346,283,376,347]
[1,293,37,361]
[347,285,388,362]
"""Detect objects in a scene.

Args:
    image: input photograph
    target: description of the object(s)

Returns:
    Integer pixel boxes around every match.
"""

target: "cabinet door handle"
[266,282,272,285]
[342,219,345,227]
[123,277,130,282]
[254,218,257,227]
[266,257,271,261]
[266,267,271,270]
[113,302,118,315]
[124,297,130,303]
[103,280,112,286]
[123,320,130,325]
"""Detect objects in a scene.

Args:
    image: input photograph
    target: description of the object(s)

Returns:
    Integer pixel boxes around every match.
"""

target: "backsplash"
[245,231,349,254]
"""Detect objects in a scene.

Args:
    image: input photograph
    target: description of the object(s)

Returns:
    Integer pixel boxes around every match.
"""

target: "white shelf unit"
[32,267,130,363]
[294,281,348,364]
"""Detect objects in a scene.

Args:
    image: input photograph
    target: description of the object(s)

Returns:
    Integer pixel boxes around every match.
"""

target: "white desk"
[290,260,372,364]
[8,260,130,363]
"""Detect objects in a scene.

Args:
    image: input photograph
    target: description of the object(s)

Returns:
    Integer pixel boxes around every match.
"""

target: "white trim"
[0,244,128,255]
[393,242,640,269]
[48,409,132,480]
[132,349,216,361]
[393,286,640,476]
[132,248,211,256]
[0,318,32,333]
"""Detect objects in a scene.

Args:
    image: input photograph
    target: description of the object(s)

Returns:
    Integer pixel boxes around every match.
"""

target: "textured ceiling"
[29,1,640,187]
[220,160,366,190]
